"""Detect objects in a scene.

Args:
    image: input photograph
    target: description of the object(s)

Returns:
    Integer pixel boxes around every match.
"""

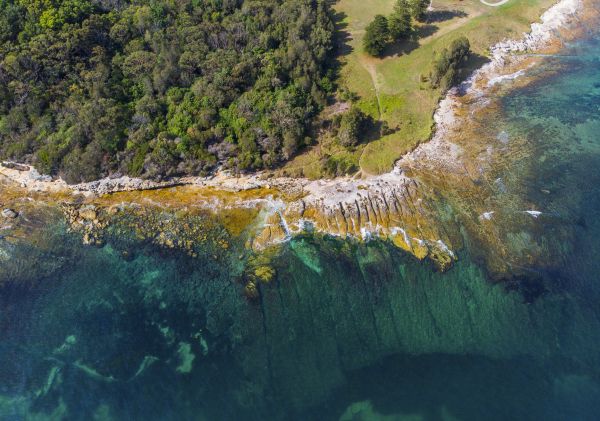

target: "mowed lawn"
[280,0,557,178]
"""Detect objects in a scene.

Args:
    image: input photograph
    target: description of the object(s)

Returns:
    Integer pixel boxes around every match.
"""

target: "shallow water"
[3,30,600,421]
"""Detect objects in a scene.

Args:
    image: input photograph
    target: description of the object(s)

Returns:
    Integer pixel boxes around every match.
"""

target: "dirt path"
[362,60,383,118]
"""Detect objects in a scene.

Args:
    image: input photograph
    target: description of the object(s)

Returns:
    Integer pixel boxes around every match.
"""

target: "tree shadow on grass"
[332,10,353,58]
[381,24,439,58]
[414,23,440,39]
[462,51,490,74]
[319,9,355,110]
[359,119,397,145]
[426,9,468,23]
[383,38,420,57]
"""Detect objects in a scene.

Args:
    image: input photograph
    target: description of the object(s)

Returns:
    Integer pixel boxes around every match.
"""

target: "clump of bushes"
[363,0,428,57]
[320,155,358,177]
[430,36,471,92]
[364,15,393,57]
[332,107,372,148]
[338,107,369,147]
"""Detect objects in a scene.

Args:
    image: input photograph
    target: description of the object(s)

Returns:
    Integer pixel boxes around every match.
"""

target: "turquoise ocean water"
[2,31,600,421]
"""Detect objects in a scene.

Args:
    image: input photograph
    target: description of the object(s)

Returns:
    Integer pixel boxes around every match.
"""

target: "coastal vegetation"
[0,0,559,182]
[364,15,393,57]
[336,106,370,147]
[0,0,335,182]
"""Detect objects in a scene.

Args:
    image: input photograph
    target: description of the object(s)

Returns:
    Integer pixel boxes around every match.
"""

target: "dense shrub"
[320,154,358,177]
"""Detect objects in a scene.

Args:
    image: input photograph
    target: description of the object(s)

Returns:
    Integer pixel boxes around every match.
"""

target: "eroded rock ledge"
[1,161,459,270]
[252,175,458,271]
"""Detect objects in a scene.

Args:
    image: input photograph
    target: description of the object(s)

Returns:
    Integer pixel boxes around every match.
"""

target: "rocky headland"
[1,0,596,277]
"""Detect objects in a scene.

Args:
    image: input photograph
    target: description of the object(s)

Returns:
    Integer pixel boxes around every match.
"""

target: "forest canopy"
[0,0,335,182]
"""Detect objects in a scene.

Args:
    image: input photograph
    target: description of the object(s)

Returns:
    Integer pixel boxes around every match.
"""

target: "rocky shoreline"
[0,0,590,272]
[398,0,584,174]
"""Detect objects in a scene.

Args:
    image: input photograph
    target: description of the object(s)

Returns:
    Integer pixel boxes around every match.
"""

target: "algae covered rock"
[253,265,275,283]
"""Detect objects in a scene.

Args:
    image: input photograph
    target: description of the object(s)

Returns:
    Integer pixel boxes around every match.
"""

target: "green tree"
[430,36,470,90]
[407,0,429,22]
[363,15,390,57]
[0,3,25,42]
[449,36,471,63]
[38,0,94,30]
[0,0,336,179]
[338,107,367,147]
[388,0,412,41]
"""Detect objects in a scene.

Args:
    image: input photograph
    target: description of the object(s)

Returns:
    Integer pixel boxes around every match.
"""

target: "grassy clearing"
[279,0,557,178]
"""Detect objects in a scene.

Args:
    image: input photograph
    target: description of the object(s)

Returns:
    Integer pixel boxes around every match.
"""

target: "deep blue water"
[2,31,600,421]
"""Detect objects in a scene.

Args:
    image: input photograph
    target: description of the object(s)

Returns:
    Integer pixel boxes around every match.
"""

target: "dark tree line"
[0,0,335,182]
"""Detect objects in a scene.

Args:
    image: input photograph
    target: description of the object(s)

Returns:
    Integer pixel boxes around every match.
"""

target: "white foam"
[391,227,412,247]
[436,240,456,258]
[488,69,527,87]
[525,210,542,218]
